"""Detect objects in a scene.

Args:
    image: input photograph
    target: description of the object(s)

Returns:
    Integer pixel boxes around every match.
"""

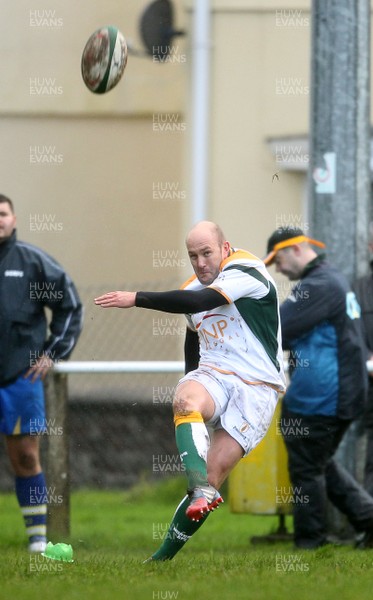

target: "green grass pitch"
[0,477,372,600]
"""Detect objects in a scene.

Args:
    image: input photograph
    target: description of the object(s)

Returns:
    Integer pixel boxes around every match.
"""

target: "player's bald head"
[186,221,226,249]
[186,221,230,284]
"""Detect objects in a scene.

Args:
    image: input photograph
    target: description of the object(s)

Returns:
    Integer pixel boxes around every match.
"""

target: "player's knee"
[173,395,196,416]
[173,390,202,416]
[18,451,39,473]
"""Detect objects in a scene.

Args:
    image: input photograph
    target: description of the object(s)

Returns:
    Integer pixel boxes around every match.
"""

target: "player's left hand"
[94,291,136,309]
[24,354,54,383]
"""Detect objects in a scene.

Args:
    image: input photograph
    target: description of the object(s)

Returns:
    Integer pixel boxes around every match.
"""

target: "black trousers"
[364,381,373,497]
[365,428,373,497]
[281,406,373,548]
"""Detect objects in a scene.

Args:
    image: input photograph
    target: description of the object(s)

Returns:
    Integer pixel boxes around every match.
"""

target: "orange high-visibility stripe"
[174,411,204,426]
[264,235,325,265]
[220,249,261,271]
[274,235,325,252]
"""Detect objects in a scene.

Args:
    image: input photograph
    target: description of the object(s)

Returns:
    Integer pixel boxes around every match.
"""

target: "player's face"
[274,247,303,281]
[187,234,230,285]
[0,202,16,243]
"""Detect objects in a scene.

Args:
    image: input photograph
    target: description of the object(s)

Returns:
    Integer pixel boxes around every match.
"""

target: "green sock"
[151,495,209,560]
[175,418,210,490]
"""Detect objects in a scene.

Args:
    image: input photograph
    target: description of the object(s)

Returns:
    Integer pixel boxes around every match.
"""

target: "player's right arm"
[95,288,228,313]
[94,291,136,308]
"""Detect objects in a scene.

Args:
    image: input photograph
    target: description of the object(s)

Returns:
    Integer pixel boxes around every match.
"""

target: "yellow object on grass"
[229,400,291,515]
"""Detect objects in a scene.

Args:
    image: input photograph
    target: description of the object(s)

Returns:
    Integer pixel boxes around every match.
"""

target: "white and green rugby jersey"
[181,249,286,391]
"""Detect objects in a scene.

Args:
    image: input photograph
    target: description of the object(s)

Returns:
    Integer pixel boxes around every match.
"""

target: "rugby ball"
[81,26,128,94]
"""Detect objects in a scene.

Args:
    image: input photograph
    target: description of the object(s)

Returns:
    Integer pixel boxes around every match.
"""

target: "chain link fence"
[0,279,188,491]
[68,279,186,403]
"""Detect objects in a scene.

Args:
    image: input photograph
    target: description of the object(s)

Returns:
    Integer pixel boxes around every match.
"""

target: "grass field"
[1,477,373,600]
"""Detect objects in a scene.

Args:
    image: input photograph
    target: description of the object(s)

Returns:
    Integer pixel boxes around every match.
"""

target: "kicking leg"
[207,428,244,489]
[173,380,221,520]
[148,427,243,561]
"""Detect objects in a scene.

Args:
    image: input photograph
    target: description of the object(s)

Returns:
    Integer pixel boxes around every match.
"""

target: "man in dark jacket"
[0,194,82,552]
[264,226,373,549]
[353,223,373,497]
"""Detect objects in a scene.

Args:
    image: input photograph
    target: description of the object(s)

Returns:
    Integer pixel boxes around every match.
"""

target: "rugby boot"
[186,486,223,522]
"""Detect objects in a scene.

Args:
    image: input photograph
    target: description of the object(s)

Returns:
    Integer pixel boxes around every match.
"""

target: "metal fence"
[66,280,187,402]
[0,280,187,505]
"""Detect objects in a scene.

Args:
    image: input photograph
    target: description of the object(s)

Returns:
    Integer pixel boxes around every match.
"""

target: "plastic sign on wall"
[313,152,336,194]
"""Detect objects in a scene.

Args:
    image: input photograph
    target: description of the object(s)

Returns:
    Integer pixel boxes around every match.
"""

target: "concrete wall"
[182,0,312,255]
[0,0,187,289]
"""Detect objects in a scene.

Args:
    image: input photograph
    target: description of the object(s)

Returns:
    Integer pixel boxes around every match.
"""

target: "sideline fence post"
[309,0,371,540]
[43,370,70,538]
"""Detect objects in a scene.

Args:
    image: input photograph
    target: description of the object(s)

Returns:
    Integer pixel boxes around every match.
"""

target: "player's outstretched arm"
[95,288,228,313]
[94,291,136,309]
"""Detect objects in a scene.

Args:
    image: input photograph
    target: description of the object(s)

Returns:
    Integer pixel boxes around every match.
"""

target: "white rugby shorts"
[177,367,279,456]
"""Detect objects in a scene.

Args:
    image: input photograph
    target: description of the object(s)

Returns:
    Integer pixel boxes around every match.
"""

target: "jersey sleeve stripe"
[207,286,232,304]
[220,249,262,270]
[180,274,197,290]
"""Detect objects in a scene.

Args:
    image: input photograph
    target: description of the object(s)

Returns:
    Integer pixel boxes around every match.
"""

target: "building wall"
[0,0,187,289]
[188,0,311,254]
